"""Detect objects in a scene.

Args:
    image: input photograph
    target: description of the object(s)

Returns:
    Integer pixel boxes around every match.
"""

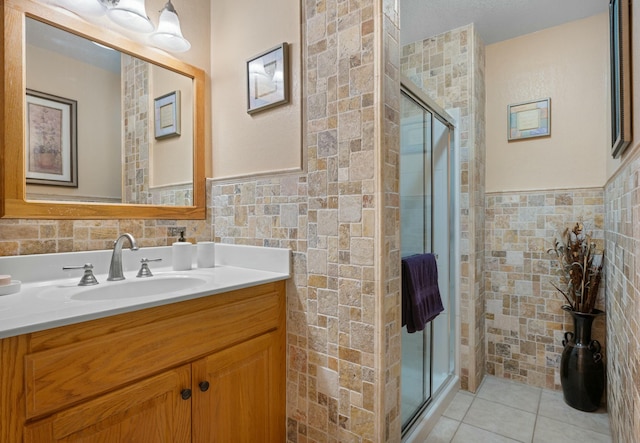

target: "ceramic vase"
[560,307,605,412]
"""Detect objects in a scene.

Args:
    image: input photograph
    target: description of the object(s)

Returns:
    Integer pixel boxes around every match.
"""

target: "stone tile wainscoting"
[149,184,193,206]
[485,188,605,389]
[0,218,212,255]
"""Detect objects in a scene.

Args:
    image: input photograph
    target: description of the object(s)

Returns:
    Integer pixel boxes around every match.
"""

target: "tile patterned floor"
[424,376,612,443]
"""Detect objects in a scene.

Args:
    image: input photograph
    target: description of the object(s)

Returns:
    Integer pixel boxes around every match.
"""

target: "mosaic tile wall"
[0,171,212,255]
[400,25,487,392]
[149,184,193,206]
[122,55,151,205]
[470,27,487,394]
[485,188,606,389]
[604,148,640,443]
[0,217,212,255]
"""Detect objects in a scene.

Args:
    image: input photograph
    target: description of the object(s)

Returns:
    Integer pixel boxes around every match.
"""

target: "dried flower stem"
[547,223,604,313]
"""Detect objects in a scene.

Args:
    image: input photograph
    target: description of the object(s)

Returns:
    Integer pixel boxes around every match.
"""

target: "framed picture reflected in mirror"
[154,90,181,139]
[25,89,78,187]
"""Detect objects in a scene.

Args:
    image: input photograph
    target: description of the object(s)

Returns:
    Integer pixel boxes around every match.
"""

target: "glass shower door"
[400,88,455,434]
[400,92,432,427]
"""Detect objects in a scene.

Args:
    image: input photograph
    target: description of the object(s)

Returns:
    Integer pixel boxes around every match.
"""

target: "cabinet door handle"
[199,381,210,392]
[180,388,192,400]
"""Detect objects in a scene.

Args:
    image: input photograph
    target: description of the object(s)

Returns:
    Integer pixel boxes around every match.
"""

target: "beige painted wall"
[210,0,302,179]
[150,65,194,188]
[486,13,609,192]
[26,44,122,201]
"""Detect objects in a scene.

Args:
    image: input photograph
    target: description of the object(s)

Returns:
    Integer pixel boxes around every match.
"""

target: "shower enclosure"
[400,81,457,437]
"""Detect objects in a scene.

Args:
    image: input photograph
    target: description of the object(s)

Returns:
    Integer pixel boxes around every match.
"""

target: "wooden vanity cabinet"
[0,281,286,443]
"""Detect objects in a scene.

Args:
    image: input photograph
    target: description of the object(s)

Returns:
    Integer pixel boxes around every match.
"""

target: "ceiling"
[400,0,609,46]
[27,17,121,73]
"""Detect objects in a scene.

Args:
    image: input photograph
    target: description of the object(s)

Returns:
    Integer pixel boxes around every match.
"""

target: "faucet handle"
[63,263,99,286]
[137,258,162,278]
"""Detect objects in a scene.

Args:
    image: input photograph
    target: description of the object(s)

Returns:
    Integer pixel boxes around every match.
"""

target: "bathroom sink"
[71,275,209,301]
[31,274,212,302]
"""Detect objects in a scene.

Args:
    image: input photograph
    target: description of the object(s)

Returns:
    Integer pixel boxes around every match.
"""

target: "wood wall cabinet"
[0,281,286,443]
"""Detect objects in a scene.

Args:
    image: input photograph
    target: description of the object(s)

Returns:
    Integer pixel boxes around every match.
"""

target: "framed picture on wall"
[154,90,181,139]
[25,89,78,187]
[247,43,289,114]
[507,98,551,141]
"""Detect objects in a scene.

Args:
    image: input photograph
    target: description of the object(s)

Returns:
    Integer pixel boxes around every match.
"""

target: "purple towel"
[402,253,444,333]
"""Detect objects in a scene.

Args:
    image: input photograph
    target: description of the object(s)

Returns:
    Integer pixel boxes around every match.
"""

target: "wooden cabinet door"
[25,366,192,443]
[192,331,285,443]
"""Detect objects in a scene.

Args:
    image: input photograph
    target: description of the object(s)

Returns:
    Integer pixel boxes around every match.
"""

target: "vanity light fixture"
[48,0,190,53]
[150,0,191,53]
[106,0,154,33]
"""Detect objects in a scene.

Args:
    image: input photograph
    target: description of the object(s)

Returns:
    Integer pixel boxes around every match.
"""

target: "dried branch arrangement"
[548,223,604,313]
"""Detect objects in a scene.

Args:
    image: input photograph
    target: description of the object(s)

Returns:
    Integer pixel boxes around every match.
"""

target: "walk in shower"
[400,80,457,438]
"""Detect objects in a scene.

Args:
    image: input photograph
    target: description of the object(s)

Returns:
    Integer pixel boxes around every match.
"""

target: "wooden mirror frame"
[1,0,206,219]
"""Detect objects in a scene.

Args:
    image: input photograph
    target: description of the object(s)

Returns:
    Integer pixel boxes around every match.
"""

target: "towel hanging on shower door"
[401,253,444,333]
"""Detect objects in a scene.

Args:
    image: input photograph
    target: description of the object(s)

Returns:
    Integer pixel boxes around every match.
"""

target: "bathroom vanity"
[0,244,289,442]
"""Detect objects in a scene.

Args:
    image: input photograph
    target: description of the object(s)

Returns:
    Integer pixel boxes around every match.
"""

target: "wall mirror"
[609,0,632,158]
[2,0,206,219]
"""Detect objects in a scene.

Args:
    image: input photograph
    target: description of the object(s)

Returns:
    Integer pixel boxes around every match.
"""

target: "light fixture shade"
[150,1,191,53]
[107,0,154,33]
[49,0,106,16]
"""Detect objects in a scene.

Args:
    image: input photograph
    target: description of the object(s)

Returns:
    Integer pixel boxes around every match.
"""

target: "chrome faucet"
[107,233,139,281]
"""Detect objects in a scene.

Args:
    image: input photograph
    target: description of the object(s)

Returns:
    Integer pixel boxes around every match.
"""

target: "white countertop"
[0,243,290,339]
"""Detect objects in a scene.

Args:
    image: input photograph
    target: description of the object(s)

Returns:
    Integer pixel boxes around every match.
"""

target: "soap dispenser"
[172,231,193,270]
